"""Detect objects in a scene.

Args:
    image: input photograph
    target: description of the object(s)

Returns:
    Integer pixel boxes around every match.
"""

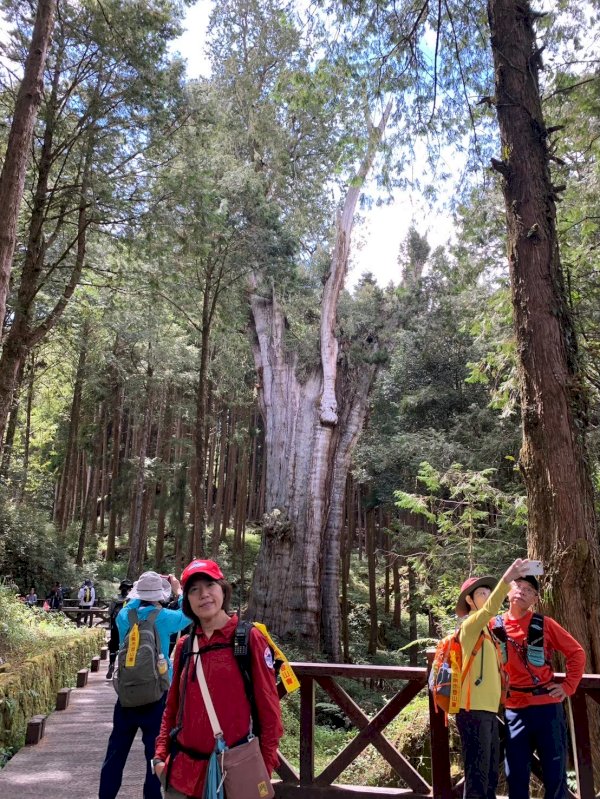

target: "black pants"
[504,703,568,799]
[98,695,166,799]
[456,709,500,799]
[78,604,93,627]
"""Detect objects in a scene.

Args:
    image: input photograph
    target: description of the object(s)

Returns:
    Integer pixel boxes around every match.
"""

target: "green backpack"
[113,608,170,707]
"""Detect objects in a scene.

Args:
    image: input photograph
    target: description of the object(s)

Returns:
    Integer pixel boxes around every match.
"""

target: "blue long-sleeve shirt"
[116,598,191,680]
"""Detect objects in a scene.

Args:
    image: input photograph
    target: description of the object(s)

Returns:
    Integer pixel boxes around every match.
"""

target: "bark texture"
[248,104,391,656]
[0,0,57,332]
[488,0,600,769]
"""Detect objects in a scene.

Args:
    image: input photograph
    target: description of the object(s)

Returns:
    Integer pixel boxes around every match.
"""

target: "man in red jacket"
[498,575,585,799]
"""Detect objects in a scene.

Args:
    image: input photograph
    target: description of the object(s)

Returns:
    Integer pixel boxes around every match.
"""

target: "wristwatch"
[151,757,164,775]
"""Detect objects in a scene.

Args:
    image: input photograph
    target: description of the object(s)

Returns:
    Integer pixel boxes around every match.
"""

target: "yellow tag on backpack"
[125,623,140,667]
[253,622,300,694]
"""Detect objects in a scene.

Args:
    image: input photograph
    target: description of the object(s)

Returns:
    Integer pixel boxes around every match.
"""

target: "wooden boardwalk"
[0,656,147,799]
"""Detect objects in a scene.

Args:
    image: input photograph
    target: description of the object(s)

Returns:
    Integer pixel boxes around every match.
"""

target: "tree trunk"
[155,385,174,570]
[76,406,103,566]
[106,379,124,561]
[0,358,25,481]
[127,360,154,579]
[408,561,418,666]
[18,354,36,502]
[98,409,109,537]
[248,103,392,650]
[392,557,401,630]
[212,406,228,555]
[0,45,94,453]
[0,0,57,332]
[366,508,378,656]
[488,0,600,768]
[341,477,352,662]
[57,325,89,532]
[190,324,210,559]
[221,413,238,543]
[384,528,390,615]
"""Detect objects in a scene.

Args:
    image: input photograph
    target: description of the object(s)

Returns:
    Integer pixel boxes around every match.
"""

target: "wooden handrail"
[274,663,600,799]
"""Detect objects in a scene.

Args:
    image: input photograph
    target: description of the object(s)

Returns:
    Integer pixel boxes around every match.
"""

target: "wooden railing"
[273,663,600,799]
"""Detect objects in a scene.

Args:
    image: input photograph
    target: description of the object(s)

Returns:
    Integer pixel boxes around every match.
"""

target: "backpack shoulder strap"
[233,621,261,734]
[127,607,139,626]
[461,630,484,681]
[528,612,544,645]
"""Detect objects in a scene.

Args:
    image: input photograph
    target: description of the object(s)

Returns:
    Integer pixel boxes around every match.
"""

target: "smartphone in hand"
[527,560,544,576]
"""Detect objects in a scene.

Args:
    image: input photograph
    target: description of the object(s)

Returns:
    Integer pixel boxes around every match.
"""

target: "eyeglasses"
[515,585,538,596]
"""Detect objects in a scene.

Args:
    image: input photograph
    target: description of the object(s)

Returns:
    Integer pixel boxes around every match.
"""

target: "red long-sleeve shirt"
[501,611,585,709]
[155,614,283,797]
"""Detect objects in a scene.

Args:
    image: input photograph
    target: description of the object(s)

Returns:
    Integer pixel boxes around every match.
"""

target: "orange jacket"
[501,611,585,709]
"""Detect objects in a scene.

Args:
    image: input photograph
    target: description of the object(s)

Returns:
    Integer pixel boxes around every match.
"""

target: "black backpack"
[490,612,549,691]
[163,621,284,792]
[180,621,281,732]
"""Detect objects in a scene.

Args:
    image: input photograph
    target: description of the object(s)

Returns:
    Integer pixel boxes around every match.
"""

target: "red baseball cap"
[181,559,224,588]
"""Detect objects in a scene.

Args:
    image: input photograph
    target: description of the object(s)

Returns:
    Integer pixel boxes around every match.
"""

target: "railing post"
[567,690,595,799]
[299,674,315,786]
[426,649,453,799]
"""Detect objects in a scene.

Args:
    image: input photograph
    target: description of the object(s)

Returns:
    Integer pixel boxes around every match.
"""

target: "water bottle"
[157,653,168,676]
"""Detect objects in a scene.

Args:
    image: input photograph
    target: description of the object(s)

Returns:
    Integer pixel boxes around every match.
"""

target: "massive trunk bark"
[248,103,391,653]
[488,0,600,768]
[0,0,56,331]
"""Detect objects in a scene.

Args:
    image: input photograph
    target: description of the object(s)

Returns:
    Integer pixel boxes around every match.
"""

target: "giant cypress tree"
[205,0,396,655]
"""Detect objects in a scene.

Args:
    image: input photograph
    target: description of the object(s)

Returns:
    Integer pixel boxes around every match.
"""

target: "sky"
[170,3,457,289]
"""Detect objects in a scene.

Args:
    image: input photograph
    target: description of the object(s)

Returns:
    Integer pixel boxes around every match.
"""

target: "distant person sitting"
[78,578,96,627]
[47,582,63,610]
[25,587,38,606]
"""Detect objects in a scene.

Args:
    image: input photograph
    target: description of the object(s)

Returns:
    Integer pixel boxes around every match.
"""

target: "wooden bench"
[90,655,101,673]
[100,646,109,660]
[56,687,72,710]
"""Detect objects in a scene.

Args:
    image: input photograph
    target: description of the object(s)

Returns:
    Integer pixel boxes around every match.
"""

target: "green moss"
[0,629,104,750]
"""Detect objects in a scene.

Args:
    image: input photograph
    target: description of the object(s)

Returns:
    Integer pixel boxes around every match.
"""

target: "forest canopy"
[0,0,600,674]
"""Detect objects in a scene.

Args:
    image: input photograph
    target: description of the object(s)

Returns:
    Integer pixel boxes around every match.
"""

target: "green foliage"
[394,460,527,621]
[0,491,76,598]
[0,588,104,750]
[0,585,87,660]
